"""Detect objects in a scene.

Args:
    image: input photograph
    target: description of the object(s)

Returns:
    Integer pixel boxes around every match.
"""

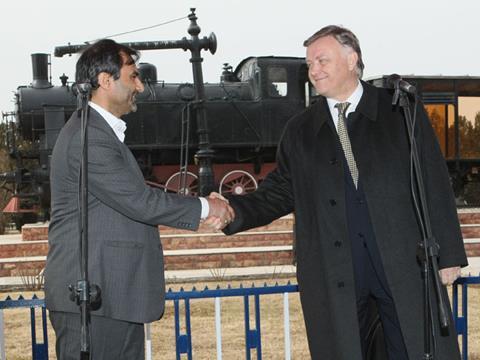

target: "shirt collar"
[88,101,127,142]
[326,81,364,130]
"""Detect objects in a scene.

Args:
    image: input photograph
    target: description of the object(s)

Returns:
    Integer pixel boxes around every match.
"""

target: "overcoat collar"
[312,80,379,136]
[355,80,378,122]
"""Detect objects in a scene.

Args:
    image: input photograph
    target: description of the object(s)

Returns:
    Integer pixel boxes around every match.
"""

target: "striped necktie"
[335,102,359,188]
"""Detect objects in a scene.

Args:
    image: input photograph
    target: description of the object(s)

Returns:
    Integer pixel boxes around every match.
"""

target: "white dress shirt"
[326,81,364,132]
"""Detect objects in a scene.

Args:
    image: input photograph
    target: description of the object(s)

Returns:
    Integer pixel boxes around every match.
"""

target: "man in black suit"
[44,39,233,359]
[222,26,467,359]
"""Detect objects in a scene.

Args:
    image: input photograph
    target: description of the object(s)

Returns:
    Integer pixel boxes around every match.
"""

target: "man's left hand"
[439,266,461,285]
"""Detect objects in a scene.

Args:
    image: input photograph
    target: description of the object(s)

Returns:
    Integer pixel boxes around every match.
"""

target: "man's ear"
[97,72,112,90]
[347,51,358,72]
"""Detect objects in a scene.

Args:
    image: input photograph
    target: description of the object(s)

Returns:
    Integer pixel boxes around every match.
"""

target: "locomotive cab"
[233,56,309,102]
[368,75,480,205]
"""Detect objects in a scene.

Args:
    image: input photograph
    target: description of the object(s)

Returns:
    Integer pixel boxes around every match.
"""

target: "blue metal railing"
[165,283,298,360]
[0,277,478,360]
[452,275,480,360]
[0,294,47,360]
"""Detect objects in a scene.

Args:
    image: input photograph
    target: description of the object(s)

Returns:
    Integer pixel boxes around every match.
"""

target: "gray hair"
[303,25,364,79]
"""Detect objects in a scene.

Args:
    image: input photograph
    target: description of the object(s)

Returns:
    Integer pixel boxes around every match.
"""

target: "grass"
[0,279,478,359]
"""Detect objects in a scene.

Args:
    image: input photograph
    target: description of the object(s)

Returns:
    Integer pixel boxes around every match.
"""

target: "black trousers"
[355,253,409,360]
[49,311,145,360]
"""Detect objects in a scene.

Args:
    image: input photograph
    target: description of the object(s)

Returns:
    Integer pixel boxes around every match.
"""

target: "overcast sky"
[1,0,479,114]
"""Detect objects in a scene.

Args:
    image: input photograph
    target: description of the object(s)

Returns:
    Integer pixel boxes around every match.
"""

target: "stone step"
[0,245,294,277]
[460,224,480,238]
[164,246,293,270]
[1,235,479,259]
[4,211,479,279]
[20,215,295,241]
[161,230,293,250]
[0,239,477,277]
[161,215,294,235]
[0,240,48,258]
[4,226,480,260]
[0,232,293,260]
[457,209,480,224]
[465,240,480,257]
[0,256,46,277]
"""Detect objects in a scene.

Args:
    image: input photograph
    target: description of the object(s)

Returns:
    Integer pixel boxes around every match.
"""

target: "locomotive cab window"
[458,96,480,159]
[267,67,287,98]
[424,103,455,159]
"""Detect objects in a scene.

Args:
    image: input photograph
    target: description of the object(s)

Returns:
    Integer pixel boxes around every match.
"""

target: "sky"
[0,0,479,115]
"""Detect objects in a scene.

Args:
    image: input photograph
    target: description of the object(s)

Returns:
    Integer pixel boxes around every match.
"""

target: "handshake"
[203,192,235,231]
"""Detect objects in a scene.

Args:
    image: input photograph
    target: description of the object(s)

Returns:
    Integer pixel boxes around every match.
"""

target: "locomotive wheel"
[219,170,258,195]
[164,171,198,196]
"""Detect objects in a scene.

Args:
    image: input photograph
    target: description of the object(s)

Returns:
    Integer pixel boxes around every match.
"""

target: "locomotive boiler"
[0,10,311,227]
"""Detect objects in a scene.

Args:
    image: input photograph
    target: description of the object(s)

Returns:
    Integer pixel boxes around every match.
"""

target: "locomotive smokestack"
[31,53,51,89]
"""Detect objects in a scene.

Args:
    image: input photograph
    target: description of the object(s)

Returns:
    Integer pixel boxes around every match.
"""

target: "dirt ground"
[0,280,478,359]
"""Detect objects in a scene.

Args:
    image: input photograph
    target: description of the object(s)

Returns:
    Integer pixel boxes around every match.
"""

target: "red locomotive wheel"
[164,171,198,196]
[219,170,258,196]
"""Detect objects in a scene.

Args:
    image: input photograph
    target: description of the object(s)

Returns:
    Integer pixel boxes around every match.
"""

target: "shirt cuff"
[199,197,209,219]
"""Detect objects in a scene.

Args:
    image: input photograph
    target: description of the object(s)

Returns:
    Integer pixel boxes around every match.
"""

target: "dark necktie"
[335,102,359,188]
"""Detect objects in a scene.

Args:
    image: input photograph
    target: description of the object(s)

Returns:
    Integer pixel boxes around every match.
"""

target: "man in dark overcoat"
[223,26,467,359]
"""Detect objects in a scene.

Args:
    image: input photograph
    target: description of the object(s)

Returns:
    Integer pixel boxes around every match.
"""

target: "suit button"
[329,158,337,165]
[334,241,342,247]
[329,199,337,206]
[337,281,345,288]
[356,198,364,204]
[357,232,364,238]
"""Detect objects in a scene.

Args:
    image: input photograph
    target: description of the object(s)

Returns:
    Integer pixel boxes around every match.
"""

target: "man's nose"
[136,78,145,93]
[309,62,321,75]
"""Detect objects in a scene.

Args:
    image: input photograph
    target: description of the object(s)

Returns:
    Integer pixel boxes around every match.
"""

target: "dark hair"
[303,25,364,78]
[75,39,140,89]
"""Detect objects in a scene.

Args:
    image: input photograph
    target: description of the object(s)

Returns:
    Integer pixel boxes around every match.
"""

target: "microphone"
[387,74,416,95]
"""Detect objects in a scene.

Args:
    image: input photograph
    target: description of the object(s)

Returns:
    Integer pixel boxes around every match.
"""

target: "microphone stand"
[392,87,450,359]
[69,83,102,360]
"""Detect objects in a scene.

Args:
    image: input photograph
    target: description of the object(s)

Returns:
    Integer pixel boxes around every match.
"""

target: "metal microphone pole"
[392,87,450,359]
[69,83,101,360]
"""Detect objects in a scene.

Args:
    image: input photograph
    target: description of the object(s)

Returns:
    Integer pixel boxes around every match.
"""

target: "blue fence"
[0,277,478,360]
[452,275,480,359]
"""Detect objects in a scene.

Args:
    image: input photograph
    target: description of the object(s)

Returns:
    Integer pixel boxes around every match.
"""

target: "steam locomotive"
[3,9,480,229]
[0,10,312,227]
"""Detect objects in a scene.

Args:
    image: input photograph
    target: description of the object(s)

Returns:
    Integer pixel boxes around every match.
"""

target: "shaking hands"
[203,192,235,231]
